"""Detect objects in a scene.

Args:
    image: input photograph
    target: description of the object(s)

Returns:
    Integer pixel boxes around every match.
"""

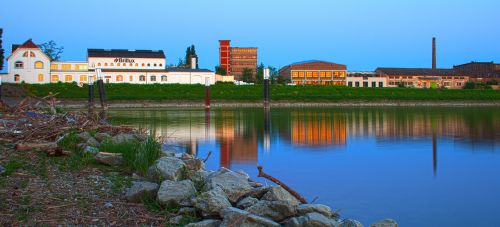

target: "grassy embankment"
[9,83,500,101]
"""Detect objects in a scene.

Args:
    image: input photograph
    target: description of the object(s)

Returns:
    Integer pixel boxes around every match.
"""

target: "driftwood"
[257,165,307,204]
[15,142,58,151]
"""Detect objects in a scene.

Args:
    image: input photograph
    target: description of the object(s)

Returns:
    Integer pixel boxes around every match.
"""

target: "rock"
[77,143,87,150]
[161,150,176,157]
[249,181,263,188]
[284,212,338,227]
[77,131,92,142]
[185,219,222,227]
[184,158,205,171]
[339,219,364,227]
[104,201,113,209]
[262,186,300,206]
[181,153,195,159]
[245,200,297,222]
[169,215,184,225]
[147,157,186,182]
[370,219,398,227]
[236,196,259,209]
[193,187,232,217]
[86,137,100,147]
[157,180,196,206]
[83,146,99,155]
[179,207,197,215]
[220,207,280,227]
[0,165,5,175]
[94,132,112,142]
[246,186,272,199]
[94,152,124,166]
[112,133,138,144]
[125,181,160,203]
[204,168,253,203]
[297,204,335,218]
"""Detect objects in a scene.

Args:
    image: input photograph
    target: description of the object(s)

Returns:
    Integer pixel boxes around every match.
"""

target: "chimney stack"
[432,37,436,70]
[191,57,197,69]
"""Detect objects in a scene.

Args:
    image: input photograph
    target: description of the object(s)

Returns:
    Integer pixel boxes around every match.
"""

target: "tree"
[241,68,254,83]
[255,63,265,84]
[177,58,185,67]
[215,65,227,75]
[0,28,4,71]
[39,40,64,61]
[184,45,198,69]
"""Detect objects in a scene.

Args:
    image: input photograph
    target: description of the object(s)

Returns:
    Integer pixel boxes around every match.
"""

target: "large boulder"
[83,146,99,155]
[261,186,301,205]
[370,219,398,227]
[284,212,339,227]
[297,204,335,218]
[157,180,196,206]
[204,168,253,203]
[339,219,364,227]
[245,200,297,222]
[94,132,112,142]
[193,187,232,217]
[112,133,138,144]
[246,186,272,199]
[125,181,159,203]
[147,157,186,181]
[86,137,100,147]
[220,207,280,227]
[94,152,124,166]
[185,219,222,227]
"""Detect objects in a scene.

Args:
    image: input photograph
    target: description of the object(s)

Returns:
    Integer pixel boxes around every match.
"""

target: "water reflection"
[108,107,500,170]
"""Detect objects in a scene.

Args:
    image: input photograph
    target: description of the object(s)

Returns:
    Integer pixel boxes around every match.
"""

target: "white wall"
[346,77,387,87]
[6,48,51,84]
[88,57,166,70]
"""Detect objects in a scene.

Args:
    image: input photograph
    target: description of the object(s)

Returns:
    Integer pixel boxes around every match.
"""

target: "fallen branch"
[203,151,212,163]
[257,165,307,204]
[14,142,58,151]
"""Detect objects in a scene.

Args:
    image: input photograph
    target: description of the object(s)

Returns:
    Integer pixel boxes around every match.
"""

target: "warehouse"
[279,60,347,85]
[3,39,215,85]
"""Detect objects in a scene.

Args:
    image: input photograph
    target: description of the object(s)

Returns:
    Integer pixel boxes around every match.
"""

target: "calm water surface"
[108,107,500,227]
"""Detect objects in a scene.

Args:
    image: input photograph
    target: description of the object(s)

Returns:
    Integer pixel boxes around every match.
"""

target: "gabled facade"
[279,60,347,85]
[6,39,51,83]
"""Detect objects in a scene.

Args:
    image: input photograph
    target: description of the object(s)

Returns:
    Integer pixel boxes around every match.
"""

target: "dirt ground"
[0,142,168,226]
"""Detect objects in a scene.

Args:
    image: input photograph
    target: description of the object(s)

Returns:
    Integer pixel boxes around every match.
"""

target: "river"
[108,107,500,227]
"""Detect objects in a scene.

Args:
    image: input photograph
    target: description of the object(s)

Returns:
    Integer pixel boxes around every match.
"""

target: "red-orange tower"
[219,40,231,75]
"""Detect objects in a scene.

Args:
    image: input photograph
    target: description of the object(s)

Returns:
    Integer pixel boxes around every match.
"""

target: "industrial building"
[218,40,257,80]
[453,62,500,81]
[279,60,347,85]
[3,39,216,85]
[376,68,468,89]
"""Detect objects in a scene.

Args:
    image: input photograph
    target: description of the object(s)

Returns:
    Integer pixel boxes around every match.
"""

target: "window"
[306,72,313,78]
[142,63,145,66]
[75,64,88,70]
[159,64,163,67]
[161,75,167,81]
[379,82,383,87]
[355,82,360,87]
[129,63,133,67]
[116,75,123,81]
[147,63,151,67]
[135,63,138,67]
[62,64,71,70]
[371,82,376,87]
[51,64,58,70]
[38,74,44,82]
[150,75,156,81]
[312,72,319,77]
[298,72,305,78]
[110,63,114,66]
[348,81,353,87]
[292,72,299,78]
[51,75,59,82]
[154,64,157,67]
[80,75,87,82]
[65,75,72,81]
[325,71,332,77]
[23,51,35,57]
[98,63,102,67]
[35,61,44,69]
[129,75,133,81]
[14,74,21,81]
[139,75,146,81]
[15,61,24,69]
[320,71,326,78]
[363,82,369,87]
[117,63,121,66]
[104,63,108,66]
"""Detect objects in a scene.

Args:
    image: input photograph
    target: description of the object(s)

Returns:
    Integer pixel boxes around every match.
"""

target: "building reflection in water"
[109,108,499,175]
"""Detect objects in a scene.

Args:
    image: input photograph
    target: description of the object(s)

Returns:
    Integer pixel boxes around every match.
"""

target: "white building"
[2,39,215,85]
[346,71,387,88]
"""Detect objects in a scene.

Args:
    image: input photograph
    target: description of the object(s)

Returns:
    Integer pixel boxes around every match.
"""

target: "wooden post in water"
[96,69,108,119]
[204,77,210,110]
[263,68,270,109]
[263,108,270,152]
[87,75,94,119]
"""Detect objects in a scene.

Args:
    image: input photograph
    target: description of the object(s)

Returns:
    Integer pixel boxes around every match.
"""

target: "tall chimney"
[432,37,436,70]
[191,57,197,69]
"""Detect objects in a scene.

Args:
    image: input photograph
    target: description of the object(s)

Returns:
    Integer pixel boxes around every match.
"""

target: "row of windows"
[348,81,384,88]
[292,71,346,78]
[14,61,44,69]
[388,76,466,80]
[50,64,88,71]
[95,62,163,67]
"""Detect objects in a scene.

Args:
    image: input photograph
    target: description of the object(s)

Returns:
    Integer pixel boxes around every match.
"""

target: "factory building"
[3,39,215,85]
[279,60,347,85]
[453,62,500,81]
[218,40,257,80]
[376,68,468,89]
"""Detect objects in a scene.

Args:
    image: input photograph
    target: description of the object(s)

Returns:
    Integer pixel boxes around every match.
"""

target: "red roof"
[12,39,39,53]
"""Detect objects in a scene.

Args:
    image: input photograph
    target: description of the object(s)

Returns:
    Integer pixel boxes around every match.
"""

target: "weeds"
[2,158,24,176]
[106,174,133,194]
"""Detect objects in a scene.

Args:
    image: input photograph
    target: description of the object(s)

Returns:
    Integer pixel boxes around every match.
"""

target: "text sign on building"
[114,58,135,63]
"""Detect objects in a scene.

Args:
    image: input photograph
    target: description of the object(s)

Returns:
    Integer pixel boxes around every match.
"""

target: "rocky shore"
[78,131,398,227]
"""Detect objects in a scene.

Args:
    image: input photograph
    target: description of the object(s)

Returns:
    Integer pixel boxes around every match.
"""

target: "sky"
[1,0,499,72]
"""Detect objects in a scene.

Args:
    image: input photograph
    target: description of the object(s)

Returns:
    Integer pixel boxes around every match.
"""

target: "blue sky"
[1,0,499,71]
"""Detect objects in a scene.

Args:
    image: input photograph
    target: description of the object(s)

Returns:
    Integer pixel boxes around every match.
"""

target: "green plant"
[106,174,133,194]
[2,158,24,176]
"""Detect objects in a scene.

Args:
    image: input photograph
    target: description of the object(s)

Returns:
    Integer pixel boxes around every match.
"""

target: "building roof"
[376,68,461,76]
[99,68,213,73]
[88,49,165,59]
[11,39,39,53]
[166,68,213,73]
[282,60,347,71]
